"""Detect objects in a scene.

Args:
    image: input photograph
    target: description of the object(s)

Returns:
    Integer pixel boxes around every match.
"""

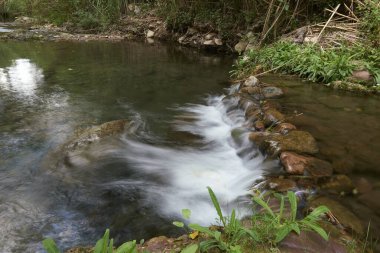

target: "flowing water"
[0,41,379,252]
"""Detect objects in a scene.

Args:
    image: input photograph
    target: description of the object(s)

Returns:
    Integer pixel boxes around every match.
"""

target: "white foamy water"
[120,94,268,224]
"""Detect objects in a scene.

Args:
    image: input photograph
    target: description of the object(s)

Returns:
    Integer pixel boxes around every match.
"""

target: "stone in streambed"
[279,230,348,253]
[263,108,285,126]
[280,152,333,177]
[240,86,261,95]
[254,121,265,131]
[358,190,380,216]
[267,178,297,192]
[250,130,319,156]
[234,41,248,54]
[242,75,259,88]
[274,122,297,134]
[308,196,364,235]
[320,175,354,194]
[66,119,129,151]
[262,86,284,99]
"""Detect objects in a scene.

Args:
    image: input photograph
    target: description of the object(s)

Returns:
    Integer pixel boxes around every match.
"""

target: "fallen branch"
[315,4,341,44]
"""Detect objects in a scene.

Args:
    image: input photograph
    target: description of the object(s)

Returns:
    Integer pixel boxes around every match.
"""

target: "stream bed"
[0,41,379,252]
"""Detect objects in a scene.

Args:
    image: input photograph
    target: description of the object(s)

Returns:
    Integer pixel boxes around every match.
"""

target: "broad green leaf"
[275,226,292,243]
[115,240,137,253]
[108,239,114,253]
[173,221,185,228]
[306,223,329,241]
[207,187,226,227]
[287,191,297,222]
[181,244,199,253]
[305,206,330,222]
[243,228,259,241]
[279,195,285,221]
[253,195,275,218]
[290,223,301,235]
[230,209,236,224]
[182,209,191,219]
[95,229,110,253]
[214,231,222,241]
[42,238,61,253]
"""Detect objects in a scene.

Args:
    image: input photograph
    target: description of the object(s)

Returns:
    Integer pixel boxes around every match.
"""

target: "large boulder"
[280,152,333,177]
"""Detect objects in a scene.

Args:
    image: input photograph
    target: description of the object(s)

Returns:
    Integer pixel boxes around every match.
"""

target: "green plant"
[252,191,330,245]
[42,229,138,253]
[359,0,380,47]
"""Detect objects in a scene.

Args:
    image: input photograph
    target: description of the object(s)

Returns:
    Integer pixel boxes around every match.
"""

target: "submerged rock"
[66,119,129,151]
[262,86,284,99]
[309,197,364,235]
[320,175,354,194]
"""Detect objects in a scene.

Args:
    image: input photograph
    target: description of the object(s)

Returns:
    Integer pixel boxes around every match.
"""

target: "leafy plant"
[174,188,331,252]
[42,229,138,253]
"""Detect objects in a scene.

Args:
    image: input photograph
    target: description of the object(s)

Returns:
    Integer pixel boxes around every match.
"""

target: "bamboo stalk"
[315,4,341,44]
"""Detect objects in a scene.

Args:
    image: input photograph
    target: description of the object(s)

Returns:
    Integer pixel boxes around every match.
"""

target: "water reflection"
[0,59,44,96]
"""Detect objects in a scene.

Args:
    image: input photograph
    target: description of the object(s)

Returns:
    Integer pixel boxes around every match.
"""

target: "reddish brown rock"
[240,86,261,95]
[332,159,354,174]
[280,152,307,175]
[274,123,297,134]
[280,152,332,177]
[358,190,380,216]
[254,121,266,131]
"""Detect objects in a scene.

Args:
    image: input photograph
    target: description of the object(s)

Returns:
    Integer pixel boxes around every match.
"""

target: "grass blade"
[287,191,297,222]
[253,195,275,218]
[181,244,199,253]
[207,187,226,227]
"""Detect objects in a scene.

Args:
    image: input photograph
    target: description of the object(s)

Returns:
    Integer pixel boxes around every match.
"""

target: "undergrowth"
[231,41,380,86]
[42,187,331,253]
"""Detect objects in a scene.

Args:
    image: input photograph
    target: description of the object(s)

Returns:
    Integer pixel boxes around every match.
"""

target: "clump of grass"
[231,41,380,86]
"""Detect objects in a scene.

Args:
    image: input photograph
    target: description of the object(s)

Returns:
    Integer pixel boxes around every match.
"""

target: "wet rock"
[308,196,364,235]
[258,131,319,156]
[267,178,297,192]
[240,86,261,95]
[146,30,155,38]
[279,230,348,253]
[354,177,373,194]
[65,247,92,253]
[320,175,354,194]
[249,132,270,145]
[234,41,248,54]
[280,152,332,177]
[242,75,259,88]
[332,159,354,174]
[262,86,284,99]
[280,152,307,175]
[254,121,265,131]
[358,190,380,216]
[66,119,129,151]
[263,108,285,126]
[140,235,189,253]
[274,123,297,134]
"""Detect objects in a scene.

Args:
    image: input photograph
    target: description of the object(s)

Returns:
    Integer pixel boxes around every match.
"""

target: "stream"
[0,41,379,252]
